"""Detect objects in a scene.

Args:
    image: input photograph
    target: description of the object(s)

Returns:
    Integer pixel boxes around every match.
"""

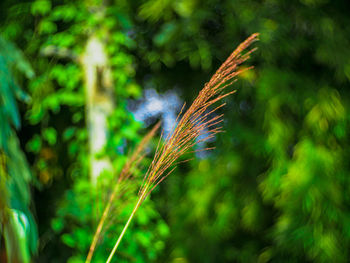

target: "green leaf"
[3,209,31,263]
[31,0,52,16]
[38,20,57,34]
[51,218,64,233]
[43,127,57,145]
[61,233,76,248]
[26,135,42,153]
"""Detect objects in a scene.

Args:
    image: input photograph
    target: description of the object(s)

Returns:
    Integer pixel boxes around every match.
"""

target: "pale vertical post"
[81,35,114,184]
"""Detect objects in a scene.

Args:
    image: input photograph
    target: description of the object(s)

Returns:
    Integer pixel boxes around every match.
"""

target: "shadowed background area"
[1,0,350,262]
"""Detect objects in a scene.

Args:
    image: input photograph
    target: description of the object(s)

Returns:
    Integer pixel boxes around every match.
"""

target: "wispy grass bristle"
[138,33,259,201]
[105,33,259,263]
[85,122,160,263]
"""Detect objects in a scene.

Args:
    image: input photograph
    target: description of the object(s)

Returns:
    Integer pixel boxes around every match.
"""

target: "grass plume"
[85,122,160,263]
[106,33,259,263]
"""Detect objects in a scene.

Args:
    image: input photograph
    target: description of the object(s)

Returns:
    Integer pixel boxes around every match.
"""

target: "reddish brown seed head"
[139,33,259,199]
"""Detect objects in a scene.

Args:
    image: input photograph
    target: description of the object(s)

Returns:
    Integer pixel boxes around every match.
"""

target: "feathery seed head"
[117,121,161,184]
[139,33,259,201]
[104,34,259,263]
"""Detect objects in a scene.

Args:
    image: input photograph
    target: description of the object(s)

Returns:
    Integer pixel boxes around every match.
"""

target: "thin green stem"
[105,190,146,263]
[86,184,120,263]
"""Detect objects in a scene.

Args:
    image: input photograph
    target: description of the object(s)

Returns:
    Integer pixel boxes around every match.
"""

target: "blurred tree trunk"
[81,2,114,185]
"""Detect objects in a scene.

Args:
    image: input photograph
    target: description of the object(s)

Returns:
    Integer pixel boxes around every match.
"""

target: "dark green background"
[1,0,350,262]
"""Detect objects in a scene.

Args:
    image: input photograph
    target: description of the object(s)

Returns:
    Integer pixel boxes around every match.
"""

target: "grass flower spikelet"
[106,33,259,263]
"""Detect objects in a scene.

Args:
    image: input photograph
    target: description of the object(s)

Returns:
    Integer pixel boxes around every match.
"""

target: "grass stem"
[105,190,146,263]
[104,33,258,262]
[85,184,119,263]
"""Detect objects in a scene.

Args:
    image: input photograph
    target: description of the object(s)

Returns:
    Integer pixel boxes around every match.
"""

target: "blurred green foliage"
[1,0,350,262]
[0,36,37,263]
